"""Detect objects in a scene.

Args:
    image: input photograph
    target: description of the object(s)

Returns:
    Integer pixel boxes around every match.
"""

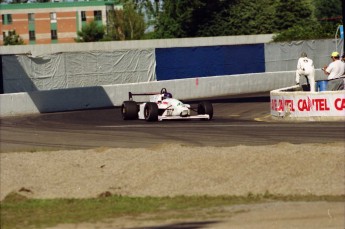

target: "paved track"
[1,96,344,152]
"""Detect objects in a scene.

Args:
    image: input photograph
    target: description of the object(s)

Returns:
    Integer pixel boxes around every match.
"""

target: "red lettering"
[277,99,284,111]
[314,99,320,110]
[314,99,330,111]
[284,100,295,111]
[271,99,276,110]
[335,98,345,111]
[272,99,296,112]
[322,99,330,111]
[298,99,310,111]
[298,99,302,111]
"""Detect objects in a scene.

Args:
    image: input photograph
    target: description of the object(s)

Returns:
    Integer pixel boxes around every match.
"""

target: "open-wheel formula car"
[121,88,213,121]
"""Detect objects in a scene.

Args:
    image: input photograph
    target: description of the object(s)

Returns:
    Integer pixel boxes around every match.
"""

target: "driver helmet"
[163,93,173,99]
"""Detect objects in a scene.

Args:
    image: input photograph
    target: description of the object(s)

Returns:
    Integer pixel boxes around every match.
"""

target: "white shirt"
[297,57,314,75]
[325,60,345,80]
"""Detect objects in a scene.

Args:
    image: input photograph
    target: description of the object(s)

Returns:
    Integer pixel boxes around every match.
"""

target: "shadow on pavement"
[129,220,221,229]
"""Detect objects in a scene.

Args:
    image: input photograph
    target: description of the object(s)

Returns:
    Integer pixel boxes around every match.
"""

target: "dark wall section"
[0,55,3,94]
[155,44,265,81]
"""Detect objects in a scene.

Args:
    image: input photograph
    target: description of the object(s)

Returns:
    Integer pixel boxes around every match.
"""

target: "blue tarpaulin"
[155,44,265,81]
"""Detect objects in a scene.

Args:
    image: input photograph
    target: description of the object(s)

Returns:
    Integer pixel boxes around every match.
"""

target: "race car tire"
[198,101,213,120]
[144,102,159,121]
[121,101,138,120]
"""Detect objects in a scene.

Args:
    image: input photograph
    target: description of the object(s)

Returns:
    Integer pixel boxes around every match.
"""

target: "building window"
[28,13,35,22]
[81,11,86,21]
[50,12,57,23]
[94,11,102,21]
[7,14,12,24]
[51,30,58,40]
[29,31,36,41]
[2,14,12,25]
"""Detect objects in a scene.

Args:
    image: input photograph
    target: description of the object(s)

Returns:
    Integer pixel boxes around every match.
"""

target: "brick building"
[0,0,122,45]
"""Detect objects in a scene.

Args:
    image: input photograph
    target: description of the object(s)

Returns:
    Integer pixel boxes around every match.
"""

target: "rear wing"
[128,92,160,101]
[128,88,169,101]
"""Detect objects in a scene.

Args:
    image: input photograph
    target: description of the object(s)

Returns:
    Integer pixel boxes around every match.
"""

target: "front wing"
[158,114,210,121]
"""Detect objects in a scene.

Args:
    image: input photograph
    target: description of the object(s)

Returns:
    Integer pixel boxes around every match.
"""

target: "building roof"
[0,0,120,11]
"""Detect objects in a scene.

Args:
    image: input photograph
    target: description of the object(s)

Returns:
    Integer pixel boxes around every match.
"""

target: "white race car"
[121,88,213,121]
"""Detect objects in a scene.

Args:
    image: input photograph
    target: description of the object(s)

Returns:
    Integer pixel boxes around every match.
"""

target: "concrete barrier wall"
[1,70,313,117]
[2,35,339,94]
[2,35,273,94]
[0,34,274,56]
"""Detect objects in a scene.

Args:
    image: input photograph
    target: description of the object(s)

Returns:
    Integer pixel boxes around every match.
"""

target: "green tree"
[178,0,277,37]
[133,0,162,36]
[124,1,146,39]
[272,22,332,42]
[106,1,146,40]
[254,0,278,34]
[154,0,205,38]
[273,0,341,42]
[312,0,342,36]
[75,20,105,42]
[151,0,338,41]
[274,0,315,31]
[313,0,342,20]
[154,0,279,38]
[132,0,162,20]
[4,30,24,45]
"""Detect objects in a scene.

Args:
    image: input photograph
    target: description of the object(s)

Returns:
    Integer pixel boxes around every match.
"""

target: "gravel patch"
[1,142,344,200]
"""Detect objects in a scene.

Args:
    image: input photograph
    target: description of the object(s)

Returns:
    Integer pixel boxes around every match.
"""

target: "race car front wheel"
[198,101,213,120]
[121,101,138,120]
[144,102,159,121]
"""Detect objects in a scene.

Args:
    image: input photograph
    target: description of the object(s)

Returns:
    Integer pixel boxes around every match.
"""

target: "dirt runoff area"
[1,142,345,228]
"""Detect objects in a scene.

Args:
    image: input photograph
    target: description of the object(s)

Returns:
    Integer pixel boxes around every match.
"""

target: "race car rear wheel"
[121,101,138,120]
[144,102,159,121]
[198,101,213,120]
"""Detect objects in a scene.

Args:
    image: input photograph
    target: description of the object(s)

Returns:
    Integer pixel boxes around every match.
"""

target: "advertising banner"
[271,92,345,117]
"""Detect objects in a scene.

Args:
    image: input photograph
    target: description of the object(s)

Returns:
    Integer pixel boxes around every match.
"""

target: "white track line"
[97,123,319,128]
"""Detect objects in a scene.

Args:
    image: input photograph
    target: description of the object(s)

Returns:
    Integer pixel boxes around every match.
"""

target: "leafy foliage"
[312,0,342,37]
[274,0,315,31]
[273,0,342,41]
[313,0,342,20]
[106,1,146,40]
[132,0,162,29]
[3,30,24,46]
[196,0,278,37]
[153,0,206,38]
[272,22,334,42]
[153,0,320,39]
[149,0,342,42]
[75,21,105,42]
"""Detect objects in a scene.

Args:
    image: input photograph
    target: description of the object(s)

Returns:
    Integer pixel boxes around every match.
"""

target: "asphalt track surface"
[1,95,344,153]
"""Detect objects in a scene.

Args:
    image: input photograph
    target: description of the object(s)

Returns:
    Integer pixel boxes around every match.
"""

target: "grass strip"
[1,192,344,229]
